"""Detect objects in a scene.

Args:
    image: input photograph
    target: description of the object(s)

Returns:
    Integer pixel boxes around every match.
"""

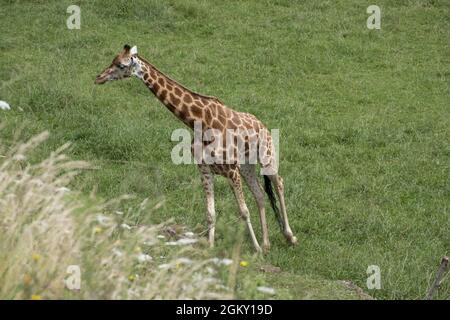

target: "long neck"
[134,55,215,129]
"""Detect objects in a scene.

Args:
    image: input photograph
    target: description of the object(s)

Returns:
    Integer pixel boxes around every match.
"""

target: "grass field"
[1,0,449,299]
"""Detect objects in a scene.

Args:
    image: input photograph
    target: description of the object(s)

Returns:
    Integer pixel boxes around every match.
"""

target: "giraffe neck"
[133,55,215,129]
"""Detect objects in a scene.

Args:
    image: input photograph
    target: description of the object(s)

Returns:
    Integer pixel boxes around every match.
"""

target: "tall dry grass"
[0,132,233,299]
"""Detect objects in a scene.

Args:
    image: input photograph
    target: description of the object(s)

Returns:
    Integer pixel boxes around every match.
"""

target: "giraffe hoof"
[288,236,298,246]
[255,246,263,254]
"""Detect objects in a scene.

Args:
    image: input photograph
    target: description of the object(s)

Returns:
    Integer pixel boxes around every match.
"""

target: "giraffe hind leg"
[240,164,270,252]
[228,170,262,253]
[267,174,297,245]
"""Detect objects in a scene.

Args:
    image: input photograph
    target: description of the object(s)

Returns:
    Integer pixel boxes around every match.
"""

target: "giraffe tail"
[263,175,283,228]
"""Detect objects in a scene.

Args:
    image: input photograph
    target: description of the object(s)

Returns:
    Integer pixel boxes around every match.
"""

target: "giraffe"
[95,45,297,253]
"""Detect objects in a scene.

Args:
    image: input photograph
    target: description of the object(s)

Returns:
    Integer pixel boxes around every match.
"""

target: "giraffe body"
[95,45,297,252]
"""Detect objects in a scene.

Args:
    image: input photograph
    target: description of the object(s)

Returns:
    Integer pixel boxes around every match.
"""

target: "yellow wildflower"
[32,253,41,262]
[93,226,102,234]
[239,260,249,267]
[31,294,42,300]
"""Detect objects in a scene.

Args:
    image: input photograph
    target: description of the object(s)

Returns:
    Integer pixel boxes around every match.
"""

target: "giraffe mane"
[137,55,223,104]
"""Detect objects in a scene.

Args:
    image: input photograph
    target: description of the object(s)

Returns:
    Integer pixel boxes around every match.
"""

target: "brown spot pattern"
[174,87,182,96]
[170,93,180,106]
[160,89,168,100]
[183,94,193,104]
[190,105,203,118]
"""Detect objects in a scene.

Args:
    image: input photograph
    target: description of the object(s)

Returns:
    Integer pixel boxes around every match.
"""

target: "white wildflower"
[176,238,198,245]
[0,101,10,110]
[13,154,26,161]
[137,254,152,262]
[220,258,233,266]
[120,223,132,230]
[212,258,233,266]
[257,286,276,295]
[176,258,193,265]
[96,214,111,226]
[112,248,123,257]
[56,187,71,193]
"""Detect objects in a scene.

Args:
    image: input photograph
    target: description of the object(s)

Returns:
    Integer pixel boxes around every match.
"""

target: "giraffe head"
[95,44,139,84]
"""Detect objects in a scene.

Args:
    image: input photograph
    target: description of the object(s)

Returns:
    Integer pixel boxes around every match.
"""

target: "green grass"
[1,0,449,299]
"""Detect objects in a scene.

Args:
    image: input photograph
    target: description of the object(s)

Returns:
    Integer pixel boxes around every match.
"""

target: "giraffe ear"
[130,46,138,56]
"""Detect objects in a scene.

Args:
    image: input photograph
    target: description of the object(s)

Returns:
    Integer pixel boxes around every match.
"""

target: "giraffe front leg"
[228,171,262,253]
[199,165,216,247]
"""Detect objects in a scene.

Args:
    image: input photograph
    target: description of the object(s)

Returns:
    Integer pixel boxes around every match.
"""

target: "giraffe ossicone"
[130,45,138,56]
[95,45,298,252]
